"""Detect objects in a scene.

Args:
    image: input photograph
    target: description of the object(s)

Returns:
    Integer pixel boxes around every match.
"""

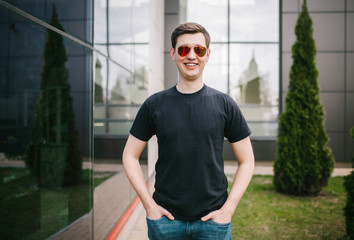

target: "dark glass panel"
[0,5,93,239]
[2,0,93,43]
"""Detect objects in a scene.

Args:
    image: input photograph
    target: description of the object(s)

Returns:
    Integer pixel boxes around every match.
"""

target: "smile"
[184,63,198,67]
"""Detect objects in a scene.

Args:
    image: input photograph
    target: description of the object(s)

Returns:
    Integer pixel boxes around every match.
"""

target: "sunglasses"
[177,45,207,57]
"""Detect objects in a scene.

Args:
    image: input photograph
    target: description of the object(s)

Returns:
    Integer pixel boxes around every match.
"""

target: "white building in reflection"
[232,50,261,104]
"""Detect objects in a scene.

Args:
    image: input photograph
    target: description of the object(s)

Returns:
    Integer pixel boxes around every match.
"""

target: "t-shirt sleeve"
[224,98,251,143]
[129,101,155,142]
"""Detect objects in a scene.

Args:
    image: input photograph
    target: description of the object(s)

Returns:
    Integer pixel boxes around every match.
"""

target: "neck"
[176,79,204,94]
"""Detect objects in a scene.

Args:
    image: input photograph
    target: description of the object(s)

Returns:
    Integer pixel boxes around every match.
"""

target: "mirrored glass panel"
[186,0,279,137]
[94,49,107,104]
[92,2,149,238]
[230,0,279,42]
[94,0,107,43]
[186,0,228,42]
[0,4,93,239]
[229,44,279,106]
[107,45,133,104]
[2,0,93,43]
[131,45,149,104]
[203,44,228,92]
[108,105,140,120]
[108,0,149,43]
[248,122,278,137]
[108,121,132,135]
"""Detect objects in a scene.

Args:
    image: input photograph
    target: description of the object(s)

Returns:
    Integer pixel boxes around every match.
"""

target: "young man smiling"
[123,22,255,240]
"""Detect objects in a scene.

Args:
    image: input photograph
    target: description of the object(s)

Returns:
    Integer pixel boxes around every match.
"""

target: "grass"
[230,175,349,239]
[0,167,114,240]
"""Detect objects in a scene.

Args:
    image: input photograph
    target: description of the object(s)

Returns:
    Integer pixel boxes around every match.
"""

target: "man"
[123,22,255,240]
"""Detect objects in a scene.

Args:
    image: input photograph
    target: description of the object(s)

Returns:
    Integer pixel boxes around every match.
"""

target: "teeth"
[185,63,196,66]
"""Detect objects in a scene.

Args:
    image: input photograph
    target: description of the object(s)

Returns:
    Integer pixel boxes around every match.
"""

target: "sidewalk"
[118,161,353,240]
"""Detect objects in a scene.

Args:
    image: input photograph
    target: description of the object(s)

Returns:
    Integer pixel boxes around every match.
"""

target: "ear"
[206,48,211,62]
[170,47,176,61]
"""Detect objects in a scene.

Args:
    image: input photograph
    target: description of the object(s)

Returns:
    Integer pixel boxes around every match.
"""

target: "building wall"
[164,0,183,89]
[282,0,354,161]
[148,0,165,177]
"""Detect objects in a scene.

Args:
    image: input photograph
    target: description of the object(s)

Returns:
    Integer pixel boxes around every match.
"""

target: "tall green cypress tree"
[273,0,334,195]
[26,4,82,187]
[344,127,354,239]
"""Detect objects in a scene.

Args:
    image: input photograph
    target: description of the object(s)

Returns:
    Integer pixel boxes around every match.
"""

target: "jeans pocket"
[201,220,231,240]
[209,219,231,227]
[146,216,181,240]
[146,216,166,222]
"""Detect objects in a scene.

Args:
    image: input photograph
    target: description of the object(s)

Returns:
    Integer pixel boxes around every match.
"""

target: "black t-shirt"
[130,84,251,221]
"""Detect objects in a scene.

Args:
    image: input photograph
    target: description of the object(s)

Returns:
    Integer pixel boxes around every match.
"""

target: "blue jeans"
[146,216,232,240]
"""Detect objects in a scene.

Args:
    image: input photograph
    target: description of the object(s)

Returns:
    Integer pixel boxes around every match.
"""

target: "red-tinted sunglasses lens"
[177,46,207,57]
[178,46,191,57]
[194,46,206,57]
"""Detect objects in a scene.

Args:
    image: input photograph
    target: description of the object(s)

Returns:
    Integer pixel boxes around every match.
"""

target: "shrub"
[273,0,334,196]
[344,127,354,239]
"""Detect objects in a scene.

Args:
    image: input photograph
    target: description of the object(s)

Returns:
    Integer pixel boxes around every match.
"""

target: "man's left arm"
[201,136,255,223]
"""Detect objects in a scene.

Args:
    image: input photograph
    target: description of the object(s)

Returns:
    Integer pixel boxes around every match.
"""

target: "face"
[170,33,210,82]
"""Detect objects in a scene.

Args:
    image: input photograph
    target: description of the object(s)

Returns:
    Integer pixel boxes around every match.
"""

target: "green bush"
[273,0,334,196]
[344,127,354,239]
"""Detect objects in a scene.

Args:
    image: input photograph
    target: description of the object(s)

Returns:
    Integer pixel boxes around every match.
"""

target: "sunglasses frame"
[176,45,207,58]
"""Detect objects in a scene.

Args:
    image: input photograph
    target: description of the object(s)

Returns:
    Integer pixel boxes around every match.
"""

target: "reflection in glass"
[108,121,132,135]
[241,105,279,121]
[0,4,93,239]
[2,0,93,43]
[94,0,107,43]
[94,105,105,119]
[248,122,278,137]
[230,0,279,42]
[186,0,279,136]
[94,121,105,134]
[131,45,149,104]
[203,44,228,92]
[108,105,139,120]
[109,64,132,104]
[186,0,228,42]
[95,59,105,103]
[92,1,149,236]
[26,3,82,188]
[108,0,149,43]
[230,44,279,106]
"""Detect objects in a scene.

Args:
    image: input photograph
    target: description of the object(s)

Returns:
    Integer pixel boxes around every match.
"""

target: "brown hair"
[171,22,211,49]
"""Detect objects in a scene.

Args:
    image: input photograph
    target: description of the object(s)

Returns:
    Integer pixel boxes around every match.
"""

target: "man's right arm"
[122,134,174,220]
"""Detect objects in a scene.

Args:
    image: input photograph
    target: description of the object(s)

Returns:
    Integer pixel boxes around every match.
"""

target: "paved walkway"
[118,161,353,240]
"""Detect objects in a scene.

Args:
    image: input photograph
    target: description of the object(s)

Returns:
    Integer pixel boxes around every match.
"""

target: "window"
[94,0,149,136]
[186,0,279,137]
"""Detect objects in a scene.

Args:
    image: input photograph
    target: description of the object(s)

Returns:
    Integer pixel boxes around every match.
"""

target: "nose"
[186,49,197,59]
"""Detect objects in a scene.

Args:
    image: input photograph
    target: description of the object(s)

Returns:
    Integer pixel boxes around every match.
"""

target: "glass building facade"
[185,0,280,137]
[0,0,151,238]
[93,0,149,137]
[0,0,94,239]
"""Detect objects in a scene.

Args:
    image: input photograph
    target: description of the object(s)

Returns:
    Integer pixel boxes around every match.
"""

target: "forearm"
[123,154,155,211]
[122,135,156,211]
[222,137,255,215]
[222,159,254,214]
[123,135,174,220]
